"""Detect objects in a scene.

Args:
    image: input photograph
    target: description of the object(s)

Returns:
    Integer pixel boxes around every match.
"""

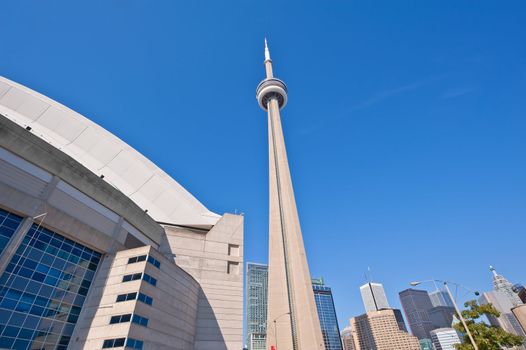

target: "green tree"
[454,300,524,350]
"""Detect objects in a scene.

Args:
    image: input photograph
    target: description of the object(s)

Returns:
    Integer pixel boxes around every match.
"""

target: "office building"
[360,282,390,312]
[399,289,435,340]
[429,328,461,350]
[393,308,409,332]
[350,309,420,350]
[256,40,325,349]
[513,284,526,304]
[246,263,268,350]
[247,334,266,350]
[429,306,455,329]
[429,290,454,308]
[340,326,354,350]
[419,338,433,350]
[312,278,343,350]
[490,266,523,307]
[479,291,526,338]
[512,305,526,334]
[0,76,244,349]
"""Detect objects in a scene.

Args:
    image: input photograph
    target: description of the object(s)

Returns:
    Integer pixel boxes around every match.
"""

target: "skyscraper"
[490,266,523,307]
[340,327,355,350]
[256,40,325,349]
[428,306,455,329]
[419,338,434,350]
[429,328,461,350]
[512,305,526,334]
[429,290,454,308]
[513,284,526,304]
[399,289,435,340]
[312,278,343,350]
[393,308,409,332]
[360,282,390,312]
[246,263,268,350]
[350,309,420,350]
[479,291,526,339]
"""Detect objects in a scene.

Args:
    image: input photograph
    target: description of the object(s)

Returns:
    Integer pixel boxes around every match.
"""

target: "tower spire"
[489,265,522,306]
[263,38,274,78]
[264,38,271,61]
[490,265,498,277]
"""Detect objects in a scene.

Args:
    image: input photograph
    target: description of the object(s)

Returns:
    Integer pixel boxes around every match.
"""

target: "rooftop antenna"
[264,38,271,62]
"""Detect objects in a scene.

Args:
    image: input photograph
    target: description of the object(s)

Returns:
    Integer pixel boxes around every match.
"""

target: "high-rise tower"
[360,282,390,312]
[256,40,325,350]
[490,266,523,307]
[312,278,344,350]
[246,263,269,350]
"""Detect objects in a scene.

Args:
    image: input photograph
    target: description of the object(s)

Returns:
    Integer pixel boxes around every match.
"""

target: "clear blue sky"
[1,1,525,330]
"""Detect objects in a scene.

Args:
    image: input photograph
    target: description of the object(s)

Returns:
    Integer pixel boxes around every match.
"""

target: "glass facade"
[0,222,101,350]
[313,279,343,350]
[0,208,23,255]
[246,263,268,350]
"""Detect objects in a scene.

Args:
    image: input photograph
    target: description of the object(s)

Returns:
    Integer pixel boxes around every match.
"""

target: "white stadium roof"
[0,76,220,228]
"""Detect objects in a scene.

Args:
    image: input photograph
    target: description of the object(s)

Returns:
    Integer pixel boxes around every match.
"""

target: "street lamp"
[271,311,291,350]
[410,279,479,350]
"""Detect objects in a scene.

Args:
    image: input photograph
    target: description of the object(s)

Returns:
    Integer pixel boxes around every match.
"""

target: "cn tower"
[256,40,325,350]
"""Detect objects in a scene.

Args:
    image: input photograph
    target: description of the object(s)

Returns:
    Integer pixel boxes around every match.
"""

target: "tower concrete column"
[256,40,326,350]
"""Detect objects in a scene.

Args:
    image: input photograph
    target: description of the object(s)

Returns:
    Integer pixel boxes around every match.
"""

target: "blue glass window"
[126,338,144,350]
[127,255,146,264]
[122,273,142,282]
[116,292,137,303]
[142,273,157,286]
[137,292,153,306]
[103,337,126,348]
[109,314,131,324]
[0,208,23,255]
[0,223,101,350]
[147,255,161,269]
[132,314,148,327]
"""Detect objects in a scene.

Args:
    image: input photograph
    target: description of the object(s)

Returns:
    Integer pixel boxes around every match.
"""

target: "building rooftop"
[0,76,220,228]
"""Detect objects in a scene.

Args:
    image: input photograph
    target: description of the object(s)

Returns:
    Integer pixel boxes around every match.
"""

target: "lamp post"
[410,279,479,350]
[272,311,291,350]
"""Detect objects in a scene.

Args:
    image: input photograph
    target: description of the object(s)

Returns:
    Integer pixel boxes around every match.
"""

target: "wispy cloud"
[351,78,436,111]
[441,87,476,99]
[297,78,438,136]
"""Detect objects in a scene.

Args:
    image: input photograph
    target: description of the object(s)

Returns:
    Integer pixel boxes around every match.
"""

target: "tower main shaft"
[256,40,325,350]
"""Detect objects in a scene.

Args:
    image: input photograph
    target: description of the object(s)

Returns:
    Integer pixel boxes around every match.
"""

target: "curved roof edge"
[0,76,220,228]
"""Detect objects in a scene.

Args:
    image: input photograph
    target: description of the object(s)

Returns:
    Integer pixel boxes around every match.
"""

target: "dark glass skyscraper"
[312,278,343,350]
[399,288,435,340]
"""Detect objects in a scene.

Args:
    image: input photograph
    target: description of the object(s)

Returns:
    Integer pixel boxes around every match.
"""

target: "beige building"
[350,309,420,350]
[341,326,355,350]
[512,305,526,334]
[256,40,325,350]
[479,291,526,341]
[0,75,243,349]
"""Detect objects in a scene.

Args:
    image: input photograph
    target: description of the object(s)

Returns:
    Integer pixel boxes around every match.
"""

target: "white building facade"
[429,328,461,350]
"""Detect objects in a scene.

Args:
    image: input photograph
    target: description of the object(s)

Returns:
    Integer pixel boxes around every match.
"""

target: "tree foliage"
[454,300,524,350]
